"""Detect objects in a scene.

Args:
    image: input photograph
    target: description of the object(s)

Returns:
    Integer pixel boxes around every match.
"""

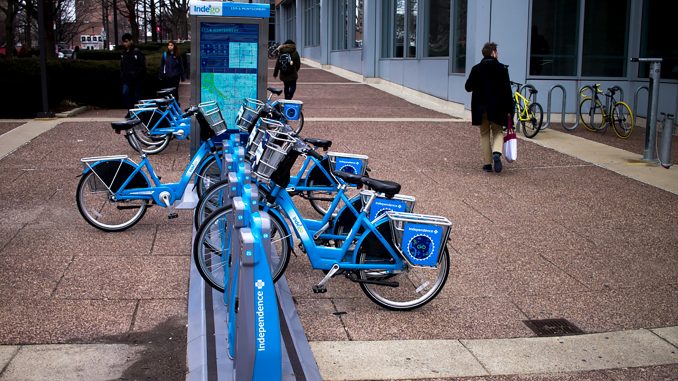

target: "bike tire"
[195,154,222,197]
[579,98,605,132]
[287,111,304,135]
[132,129,172,155]
[356,221,450,311]
[522,102,544,139]
[76,164,148,232]
[612,102,634,139]
[194,179,232,228]
[192,205,291,292]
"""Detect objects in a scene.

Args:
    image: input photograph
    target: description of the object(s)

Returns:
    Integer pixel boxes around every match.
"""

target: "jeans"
[122,81,142,109]
[283,80,297,100]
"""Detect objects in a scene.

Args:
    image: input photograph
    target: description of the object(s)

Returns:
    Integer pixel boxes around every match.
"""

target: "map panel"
[199,23,259,130]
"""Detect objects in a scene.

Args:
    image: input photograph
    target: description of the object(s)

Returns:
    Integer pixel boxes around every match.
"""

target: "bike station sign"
[189,1,269,154]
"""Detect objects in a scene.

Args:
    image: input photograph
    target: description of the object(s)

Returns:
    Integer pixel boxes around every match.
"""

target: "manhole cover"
[523,318,584,337]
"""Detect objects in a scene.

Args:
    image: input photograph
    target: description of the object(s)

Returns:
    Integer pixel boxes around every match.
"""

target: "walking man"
[465,42,513,173]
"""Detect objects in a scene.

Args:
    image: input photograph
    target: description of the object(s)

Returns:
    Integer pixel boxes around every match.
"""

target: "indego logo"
[192,4,221,15]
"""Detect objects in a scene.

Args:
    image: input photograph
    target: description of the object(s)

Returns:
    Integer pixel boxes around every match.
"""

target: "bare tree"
[117,0,139,41]
[165,0,188,41]
[0,0,23,56]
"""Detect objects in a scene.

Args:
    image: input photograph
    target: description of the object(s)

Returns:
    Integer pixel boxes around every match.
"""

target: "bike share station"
[186,2,320,380]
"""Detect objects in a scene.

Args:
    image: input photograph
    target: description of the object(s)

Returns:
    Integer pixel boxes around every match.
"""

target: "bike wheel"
[611,102,634,139]
[195,154,222,197]
[356,222,450,311]
[194,179,232,228]
[521,102,544,139]
[132,129,171,155]
[76,169,148,232]
[287,111,304,135]
[193,205,291,292]
[579,98,604,132]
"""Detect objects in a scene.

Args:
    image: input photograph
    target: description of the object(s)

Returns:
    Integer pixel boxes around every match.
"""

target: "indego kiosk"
[189,1,269,154]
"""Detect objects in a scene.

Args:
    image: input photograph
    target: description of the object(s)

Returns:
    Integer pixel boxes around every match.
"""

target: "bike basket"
[360,190,416,221]
[198,101,227,136]
[327,152,368,176]
[252,129,297,180]
[246,118,286,161]
[278,100,303,121]
[387,212,452,268]
[235,98,265,132]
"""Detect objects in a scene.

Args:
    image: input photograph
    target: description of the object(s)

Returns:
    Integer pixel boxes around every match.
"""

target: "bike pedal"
[312,285,327,294]
[167,212,179,219]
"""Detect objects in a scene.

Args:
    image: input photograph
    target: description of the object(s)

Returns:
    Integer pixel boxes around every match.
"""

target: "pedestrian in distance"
[71,46,79,60]
[120,33,146,109]
[465,42,514,173]
[273,39,301,100]
[159,40,185,104]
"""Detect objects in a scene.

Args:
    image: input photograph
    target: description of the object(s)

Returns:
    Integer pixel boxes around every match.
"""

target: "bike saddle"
[303,137,332,150]
[267,87,283,96]
[111,118,142,133]
[157,88,175,97]
[361,177,401,198]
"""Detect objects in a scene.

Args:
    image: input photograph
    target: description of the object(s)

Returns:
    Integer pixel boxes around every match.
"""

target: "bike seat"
[267,87,283,96]
[303,137,332,150]
[111,118,142,133]
[157,88,175,97]
[361,177,401,198]
[333,171,364,186]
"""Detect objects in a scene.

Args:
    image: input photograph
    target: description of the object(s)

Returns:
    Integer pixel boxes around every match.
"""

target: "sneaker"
[493,152,503,173]
[482,164,492,172]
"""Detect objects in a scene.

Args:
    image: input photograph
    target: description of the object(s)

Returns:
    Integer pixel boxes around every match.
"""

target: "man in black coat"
[465,42,513,173]
[120,33,146,109]
[273,40,301,100]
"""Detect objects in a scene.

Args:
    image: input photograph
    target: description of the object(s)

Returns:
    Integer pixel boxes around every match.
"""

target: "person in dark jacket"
[465,42,513,173]
[273,40,301,100]
[120,33,146,109]
[159,41,185,103]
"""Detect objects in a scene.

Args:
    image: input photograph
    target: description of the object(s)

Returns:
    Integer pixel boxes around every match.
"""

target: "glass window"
[451,0,467,73]
[530,0,579,76]
[406,1,417,57]
[639,0,678,79]
[333,1,363,50]
[425,0,450,57]
[285,5,296,43]
[581,0,628,77]
[382,0,419,58]
[304,0,320,47]
[354,0,364,48]
[81,36,86,42]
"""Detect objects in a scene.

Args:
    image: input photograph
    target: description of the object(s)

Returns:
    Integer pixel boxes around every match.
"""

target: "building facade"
[275,0,677,120]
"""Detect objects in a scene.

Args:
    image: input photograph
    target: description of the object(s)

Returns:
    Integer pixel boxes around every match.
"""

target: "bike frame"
[129,98,191,140]
[262,183,405,272]
[86,139,221,207]
[514,91,532,122]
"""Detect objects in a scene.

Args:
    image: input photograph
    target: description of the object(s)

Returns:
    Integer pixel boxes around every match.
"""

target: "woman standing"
[159,41,185,103]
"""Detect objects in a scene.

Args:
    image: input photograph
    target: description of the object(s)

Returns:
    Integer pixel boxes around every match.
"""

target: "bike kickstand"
[312,263,340,294]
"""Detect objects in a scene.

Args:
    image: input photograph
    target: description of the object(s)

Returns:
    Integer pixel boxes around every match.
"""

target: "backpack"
[278,53,293,74]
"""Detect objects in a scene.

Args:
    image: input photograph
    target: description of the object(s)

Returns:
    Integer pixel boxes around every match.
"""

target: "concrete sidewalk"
[0,64,677,380]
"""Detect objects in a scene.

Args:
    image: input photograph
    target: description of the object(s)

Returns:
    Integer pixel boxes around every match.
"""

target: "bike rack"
[187,132,321,381]
[633,86,649,119]
[544,84,579,131]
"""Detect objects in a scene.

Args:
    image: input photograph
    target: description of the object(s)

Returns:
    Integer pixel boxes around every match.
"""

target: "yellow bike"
[511,81,544,139]
[578,84,634,139]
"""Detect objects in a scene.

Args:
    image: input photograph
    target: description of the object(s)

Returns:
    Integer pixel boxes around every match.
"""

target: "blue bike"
[76,105,232,231]
[193,135,452,311]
